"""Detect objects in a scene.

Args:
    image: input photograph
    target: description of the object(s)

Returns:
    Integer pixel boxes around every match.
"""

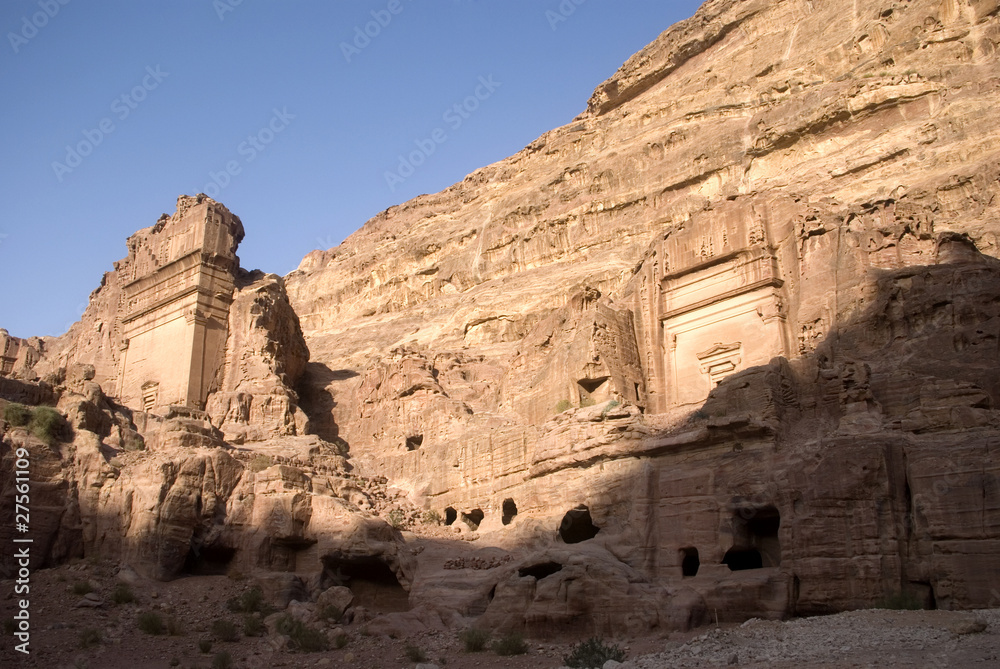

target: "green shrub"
[458,627,491,652]
[579,397,596,408]
[111,583,135,605]
[387,508,406,529]
[29,406,64,445]
[555,399,572,413]
[422,509,442,525]
[211,619,239,642]
[243,614,265,637]
[275,614,328,652]
[600,399,621,416]
[198,638,213,653]
[137,611,164,635]
[3,403,31,427]
[71,581,93,596]
[332,632,349,649]
[226,585,271,613]
[79,627,101,648]
[492,632,529,656]
[404,644,427,662]
[564,637,626,668]
[211,651,233,669]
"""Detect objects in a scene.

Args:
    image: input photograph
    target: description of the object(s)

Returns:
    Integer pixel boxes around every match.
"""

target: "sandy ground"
[1,559,997,669]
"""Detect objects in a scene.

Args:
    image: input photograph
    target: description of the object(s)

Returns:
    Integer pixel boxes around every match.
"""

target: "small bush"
[212,619,239,642]
[404,644,428,662]
[198,638,213,653]
[422,509,442,525]
[3,403,31,427]
[492,632,529,656]
[243,614,265,637]
[332,632,349,649]
[211,651,233,669]
[111,583,135,605]
[137,611,164,635]
[555,399,572,413]
[564,637,626,668]
[71,581,93,596]
[29,406,64,445]
[79,627,101,648]
[275,614,328,652]
[318,605,342,623]
[166,615,184,636]
[387,508,406,529]
[579,396,596,408]
[226,585,270,613]
[458,627,491,652]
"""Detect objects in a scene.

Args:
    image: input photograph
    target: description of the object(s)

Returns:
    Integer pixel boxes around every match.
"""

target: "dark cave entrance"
[182,541,236,576]
[321,554,409,614]
[461,508,485,530]
[444,507,457,525]
[559,504,600,544]
[518,562,563,579]
[724,505,781,571]
[502,498,518,525]
[405,434,423,451]
[680,547,700,577]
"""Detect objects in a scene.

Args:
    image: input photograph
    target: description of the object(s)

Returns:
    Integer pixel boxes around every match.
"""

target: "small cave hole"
[444,507,457,525]
[461,508,484,530]
[680,547,700,577]
[502,498,518,525]
[182,542,235,576]
[559,504,600,544]
[321,555,409,614]
[405,434,423,451]
[725,505,781,569]
[723,548,763,571]
[518,562,563,580]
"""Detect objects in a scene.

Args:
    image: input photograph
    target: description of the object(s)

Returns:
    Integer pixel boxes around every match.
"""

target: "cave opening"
[722,547,764,571]
[502,498,518,525]
[405,434,423,451]
[724,505,781,570]
[680,547,700,577]
[444,507,457,525]
[518,562,563,579]
[462,508,485,530]
[182,541,235,576]
[321,554,409,613]
[559,504,600,544]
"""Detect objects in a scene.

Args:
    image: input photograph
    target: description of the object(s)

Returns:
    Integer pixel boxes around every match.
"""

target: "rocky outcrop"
[205,272,311,443]
[280,0,1000,631]
[4,0,1000,640]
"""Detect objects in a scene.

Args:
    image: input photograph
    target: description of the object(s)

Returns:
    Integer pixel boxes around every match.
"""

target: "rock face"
[281,0,1000,632]
[3,0,1000,641]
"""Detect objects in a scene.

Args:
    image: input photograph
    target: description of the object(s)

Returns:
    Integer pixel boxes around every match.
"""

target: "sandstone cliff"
[3,0,1000,640]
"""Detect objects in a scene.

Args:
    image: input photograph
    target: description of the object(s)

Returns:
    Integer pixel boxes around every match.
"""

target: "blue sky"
[0,0,703,339]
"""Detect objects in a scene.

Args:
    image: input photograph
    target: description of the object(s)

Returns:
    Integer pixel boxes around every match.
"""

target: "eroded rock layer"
[3,0,1000,639]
